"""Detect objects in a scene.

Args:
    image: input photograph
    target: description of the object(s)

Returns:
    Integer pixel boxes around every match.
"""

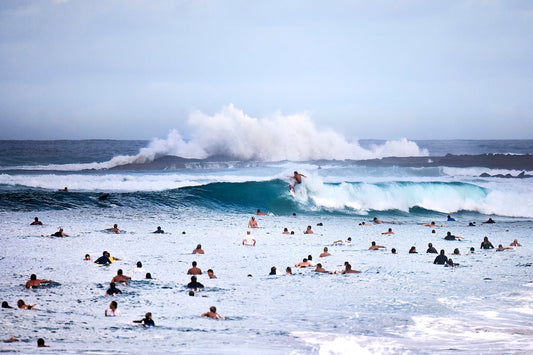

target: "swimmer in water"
[42,228,69,237]
[408,246,418,254]
[105,282,122,296]
[133,261,146,274]
[282,228,290,235]
[482,218,495,224]
[426,243,438,254]
[510,239,522,247]
[285,267,293,275]
[105,301,121,317]
[373,217,383,224]
[30,217,43,225]
[295,258,313,268]
[433,250,448,265]
[444,231,464,241]
[342,263,361,274]
[187,261,202,275]
[153,226,164,234]
[192,244,204,254]
[201,306,225,320]
[248,216,258,228]
[242,231,256,246]
[111,269,131,284]
[256,209,267,216]
[480,236,494,249]
[319,247,331,257]
[304,225,314,234]
[207,269,217,279]
[133,312,154,327]
[495,244,513,251]
[369,241,386,250]
[25,274,52,289]
[59,187,68,192]
[382,228,394,235]
[423,221,445,227]
[106,224,120,234]
[83,254,91,261]
[187,276,204,290]
[17,299,38,310]
[37,338,49,347]
[98,193,110,201]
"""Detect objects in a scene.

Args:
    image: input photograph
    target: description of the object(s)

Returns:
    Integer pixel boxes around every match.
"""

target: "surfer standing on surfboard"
[290,171,306,191]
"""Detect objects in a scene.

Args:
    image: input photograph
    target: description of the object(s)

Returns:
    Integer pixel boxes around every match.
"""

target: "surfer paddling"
[289,171,306,191]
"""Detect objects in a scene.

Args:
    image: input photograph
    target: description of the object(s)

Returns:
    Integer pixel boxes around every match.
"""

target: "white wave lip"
[2,105,428,171]
[293,177,533,218]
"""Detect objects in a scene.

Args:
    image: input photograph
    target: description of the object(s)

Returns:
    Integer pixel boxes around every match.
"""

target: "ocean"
[0,138,532,354]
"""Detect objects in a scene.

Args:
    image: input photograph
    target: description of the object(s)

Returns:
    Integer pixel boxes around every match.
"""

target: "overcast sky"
[0,0,532,140]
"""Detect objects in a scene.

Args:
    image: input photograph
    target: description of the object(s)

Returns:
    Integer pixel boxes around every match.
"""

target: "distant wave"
[2,178,532,218]
[0,105,428,171]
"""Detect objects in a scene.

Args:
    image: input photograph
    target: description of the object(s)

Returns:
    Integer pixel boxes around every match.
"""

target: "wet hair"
[324,247,328,251]
[117,269,123,275]
[145,312,152,318]
[391,248,397,254]
[37,338,45,347]
[84,254,90,259]
[189,290,194,296]
[2,301,12,308]
[110,301,117,309]
[110,282,116,288]
[210,306,216,312]
[371,241,376,246]
[432,230,436,234]
[286,267,292,274]
[196,244,202,249]
[113,224,118,228]
[30,274,36,280]
[316,263,322,268]
[283,228,288,232]
[191,276,197,282]
[453,248,460,254]
[192,261,197,267]
[440,249,445,255]
[137,261,142,267]
[34,217,39,221]
[290,231,294,235]
[207,269,214,274]
[307,255,312,260]
[17,299,25,307]
[145,273,152,279]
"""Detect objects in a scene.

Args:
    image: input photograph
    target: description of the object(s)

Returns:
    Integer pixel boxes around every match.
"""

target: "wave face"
[2,178,532,218]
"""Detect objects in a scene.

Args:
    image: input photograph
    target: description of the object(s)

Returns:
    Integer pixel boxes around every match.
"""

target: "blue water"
[0,139,532,354]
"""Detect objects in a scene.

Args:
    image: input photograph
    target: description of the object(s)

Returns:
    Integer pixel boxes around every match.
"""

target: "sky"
[0,0,532,140]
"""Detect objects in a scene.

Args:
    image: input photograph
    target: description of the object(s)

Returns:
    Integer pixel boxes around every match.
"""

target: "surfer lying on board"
[289,171,306,191]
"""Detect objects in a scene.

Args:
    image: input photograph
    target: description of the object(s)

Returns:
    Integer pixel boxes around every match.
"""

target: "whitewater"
[0,110,532,354]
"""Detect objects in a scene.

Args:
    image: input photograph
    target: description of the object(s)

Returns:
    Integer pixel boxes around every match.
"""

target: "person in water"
[95,251,112,265]
[83,254,91,261]
[37,338,50,347]
[187,261,202,275]
[423,221,445,227]
[59,187,68,192]
[2,301,14,309]
[319,247,331,257]
[373,217,383,224]
[282,228,290,235]
[480,236,494,249]
[444,231,464,241]
[447,215,456,221]
[192,244,204,254]
[17,299,37,310]
[382,228,394,235]
[408,246,418,254]
[248,216,259,228]
[133,261,145,274]
[201,306,224,320]
[42,228,69,237]
[369,241,386,250]
[98,193,110,201]
[30,217,43,225]
[242,231,256,246]
[495,244,513,251]
[285,267,292,275]
[342,263,361,274]
[105,301,121,317]
[433,250,448,265]
[304,225,314,234]
[25,274,52,289]
[482,218,495,224]
[510,239,522,247]
[295,258,313,268]
[207,269,217,279]
[133,312,154,327]
[256,209,267,216]
[426,243,438,254]
[445,258,459,267]
[187,276,204,290]
[153,226,164,234]
[106,224,120,234]
[105,282,122,296]
[452,248,461,255]
[269,266,278,275]
[111,269,131,284]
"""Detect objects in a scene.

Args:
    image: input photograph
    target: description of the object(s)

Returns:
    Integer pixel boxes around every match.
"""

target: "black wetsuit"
[444,235,456,241]
[95,256,111,265]
[187,281,204,289]
[426,247,438,254]
[433,254,448,265]
[106,287,122,295]
[153,230,164,234]
[51,231,63,237]
[480,241,494,249]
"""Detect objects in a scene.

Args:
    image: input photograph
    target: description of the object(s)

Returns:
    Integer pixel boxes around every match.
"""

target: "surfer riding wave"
[289,171,306,192]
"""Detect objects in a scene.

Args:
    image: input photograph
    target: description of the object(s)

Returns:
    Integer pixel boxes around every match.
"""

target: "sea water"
[0,139,532,354]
